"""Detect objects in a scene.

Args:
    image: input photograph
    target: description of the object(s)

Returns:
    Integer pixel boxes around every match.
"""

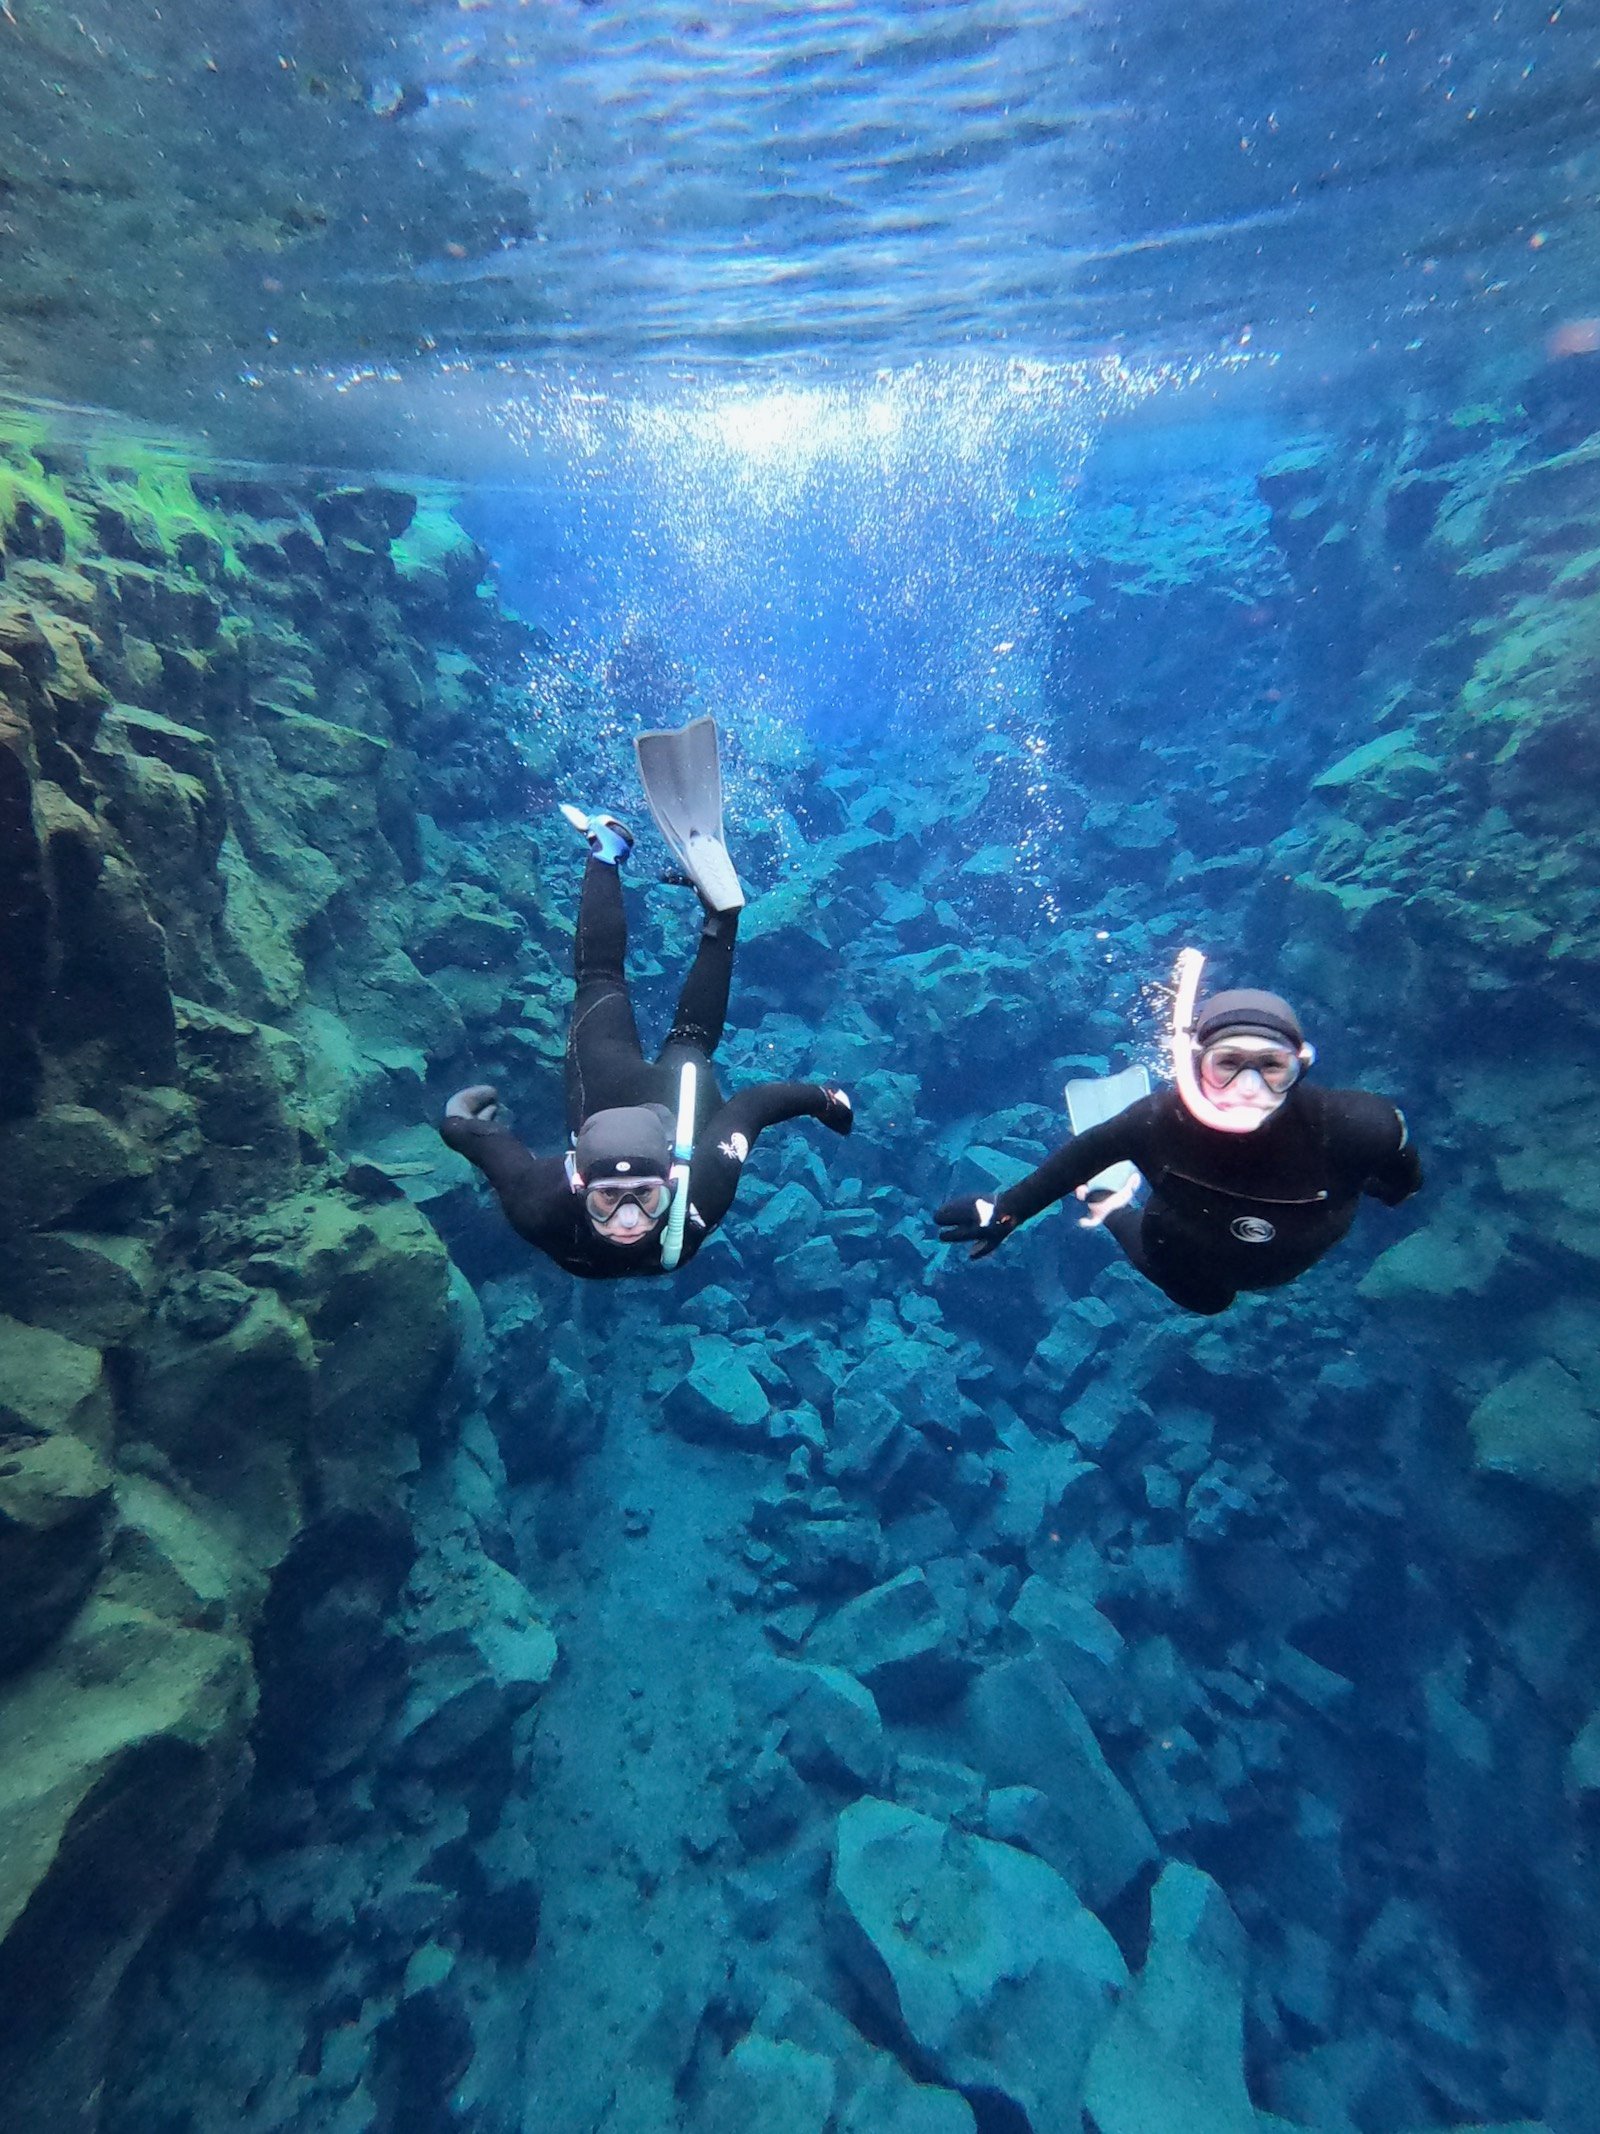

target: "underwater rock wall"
[1242,394,1600,2116]
[0,424,559,2133]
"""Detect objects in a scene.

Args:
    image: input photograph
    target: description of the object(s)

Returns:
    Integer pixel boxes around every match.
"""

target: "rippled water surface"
[4,0,1600,442]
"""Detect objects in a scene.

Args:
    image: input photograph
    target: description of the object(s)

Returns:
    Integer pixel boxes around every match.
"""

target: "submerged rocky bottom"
[2,378,1599,2133]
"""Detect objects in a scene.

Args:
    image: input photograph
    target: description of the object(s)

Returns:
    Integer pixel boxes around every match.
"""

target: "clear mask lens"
[1198,1043,1302,1095]
[584,1179,669,1222]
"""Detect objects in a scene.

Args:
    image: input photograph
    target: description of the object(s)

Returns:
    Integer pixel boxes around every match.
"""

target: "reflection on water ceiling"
[4,0,1600,446]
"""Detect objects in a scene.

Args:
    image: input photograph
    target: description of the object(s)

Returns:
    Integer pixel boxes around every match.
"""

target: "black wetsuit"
[440,858,845,1279]
[996,1083,1422,1316]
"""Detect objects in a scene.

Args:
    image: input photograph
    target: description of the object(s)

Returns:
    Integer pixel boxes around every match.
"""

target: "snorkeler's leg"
[1101,1201,1151,1273]
[1102,1201,1235,1317]
[573,851,631,989]
[566,858,648,1131]
[662,906,739,1058]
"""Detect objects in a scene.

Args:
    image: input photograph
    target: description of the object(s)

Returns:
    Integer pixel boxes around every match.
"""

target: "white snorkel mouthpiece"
[1171,948,1268,1135]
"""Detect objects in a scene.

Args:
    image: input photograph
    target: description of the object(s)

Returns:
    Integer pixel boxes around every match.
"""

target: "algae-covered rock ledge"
[0,420,559,2133]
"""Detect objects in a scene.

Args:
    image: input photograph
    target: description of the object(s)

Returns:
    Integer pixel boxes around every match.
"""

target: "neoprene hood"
[573,1103,674,1181]
[1193,988,1305,1048]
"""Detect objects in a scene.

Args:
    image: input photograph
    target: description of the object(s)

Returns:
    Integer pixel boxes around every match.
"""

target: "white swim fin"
[634,714,745,914]
[1064,1063,1151,1195]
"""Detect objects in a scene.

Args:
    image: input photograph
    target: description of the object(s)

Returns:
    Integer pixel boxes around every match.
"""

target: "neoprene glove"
[445,1084,500,1125]
[935,1194,1017,1260]
[818,1085,855,1135]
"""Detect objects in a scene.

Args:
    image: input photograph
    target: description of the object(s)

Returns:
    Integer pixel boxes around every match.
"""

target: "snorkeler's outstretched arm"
[439,1109,577,1254]
[937,1102,1153,1258]
[686,1080,854,1231]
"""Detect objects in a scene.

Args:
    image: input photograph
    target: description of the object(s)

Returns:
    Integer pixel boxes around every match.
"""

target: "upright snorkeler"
[935,948,1421,1316]
[441,716,854,1279]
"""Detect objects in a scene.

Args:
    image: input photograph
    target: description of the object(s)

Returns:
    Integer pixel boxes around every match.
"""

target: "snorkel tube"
[1170,948,1266,1135]
[658,1061,698,1271]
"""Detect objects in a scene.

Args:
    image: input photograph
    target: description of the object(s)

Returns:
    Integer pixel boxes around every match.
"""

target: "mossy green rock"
[0,441,547,2125]
[9,1237,162,1348]
[0,1315,113,1449]
[174,1000,301,1169]
[430,965,511,1028]
[1312,726,1439,798]
[411,888,524,972]
[0,1105,154,1229]
[0,1431,114,1675]
[345,949,469,1069]
[254,702,389,779]
[0,1598,253,2133]
[102,1470,256,1633]
[132,1287,314,1568]
[391,505,487,603]
[99,704,216,779]
[231,1191,455,1497]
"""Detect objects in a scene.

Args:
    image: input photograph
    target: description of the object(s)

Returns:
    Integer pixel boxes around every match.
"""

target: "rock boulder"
[830,1798,1127,2134]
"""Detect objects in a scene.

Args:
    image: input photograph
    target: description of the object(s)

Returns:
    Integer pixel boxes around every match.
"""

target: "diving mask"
[583,1178,669,1224]
[1197,1039,1307,1096]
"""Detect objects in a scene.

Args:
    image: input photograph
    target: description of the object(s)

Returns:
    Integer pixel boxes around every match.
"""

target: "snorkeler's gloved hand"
[445,1084,501,1126]
[1074,1176,1139,1229]
[935,1194,1017,1260]
[818,1084,855,1136]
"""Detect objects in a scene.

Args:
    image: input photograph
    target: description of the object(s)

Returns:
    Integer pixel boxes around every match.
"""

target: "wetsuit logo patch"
[1231,1215,1276,1244]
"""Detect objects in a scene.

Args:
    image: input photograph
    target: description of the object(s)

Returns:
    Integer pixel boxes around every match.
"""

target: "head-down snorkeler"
[440,715,854,1279]
[935,948,1421,1316]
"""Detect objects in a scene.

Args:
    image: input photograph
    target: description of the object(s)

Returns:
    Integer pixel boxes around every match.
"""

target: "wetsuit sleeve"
[1325,1091,1424,1206]
[685,1081,843,1235]
[439,1115,579,1254]
[994,1103,1151,1227]
[1362,1108,1423,1205]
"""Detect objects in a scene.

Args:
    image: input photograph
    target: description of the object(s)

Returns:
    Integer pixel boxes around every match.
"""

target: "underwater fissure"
[1,355,1599,2134]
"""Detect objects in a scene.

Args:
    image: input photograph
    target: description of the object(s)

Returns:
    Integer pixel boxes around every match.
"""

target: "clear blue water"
[4,5,1600,2133]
